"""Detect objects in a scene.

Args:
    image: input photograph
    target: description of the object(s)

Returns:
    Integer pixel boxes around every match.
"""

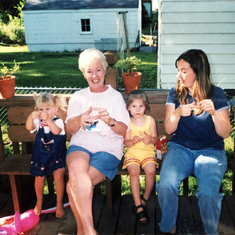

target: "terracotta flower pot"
[121,72,142,95]
[0,76,15,98]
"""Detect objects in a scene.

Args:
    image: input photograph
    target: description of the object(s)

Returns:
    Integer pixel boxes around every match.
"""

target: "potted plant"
[115,56,142,94]
[0,61,20,98]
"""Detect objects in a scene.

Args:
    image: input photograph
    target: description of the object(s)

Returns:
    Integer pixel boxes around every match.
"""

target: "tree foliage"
[0,0,25,24]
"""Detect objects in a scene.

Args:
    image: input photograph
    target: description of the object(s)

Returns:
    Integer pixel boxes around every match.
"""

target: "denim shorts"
[66,145,120,180]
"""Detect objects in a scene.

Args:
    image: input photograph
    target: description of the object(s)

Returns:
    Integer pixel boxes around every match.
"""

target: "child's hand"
[39,111,49,122]
[31,111,40,120]
[26,111,40,131]
[142,132,151,145]
[132,135,142,145]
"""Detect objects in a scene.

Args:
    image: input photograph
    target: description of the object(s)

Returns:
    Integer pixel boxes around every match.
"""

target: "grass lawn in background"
[0,45,158,89]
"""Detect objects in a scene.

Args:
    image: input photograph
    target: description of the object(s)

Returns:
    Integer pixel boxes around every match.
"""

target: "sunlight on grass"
[141,62,157,65]
[20,61,36,64]
[0,45,28,53]
[30,73,45,77]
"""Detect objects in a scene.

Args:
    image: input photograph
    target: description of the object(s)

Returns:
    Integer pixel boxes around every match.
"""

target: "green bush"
[0,26,25,45]
[121,175,146,195]
[139,65,157,88]
[0,2,26,45]
[225,136,234,171]
[222,171,233,195]
[1,124,13,155]
[0,29,11,44]
[117,52,158,89]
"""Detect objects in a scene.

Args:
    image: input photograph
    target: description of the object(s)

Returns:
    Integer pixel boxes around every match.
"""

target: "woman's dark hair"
[175,49,213,104]
[126,90,150,116]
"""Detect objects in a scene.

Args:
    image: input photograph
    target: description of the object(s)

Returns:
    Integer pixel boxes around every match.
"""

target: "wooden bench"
[0,89,233,218]
[0,91,173,216]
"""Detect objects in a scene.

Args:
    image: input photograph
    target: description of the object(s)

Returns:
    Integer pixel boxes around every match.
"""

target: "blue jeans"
[156,141,227,234]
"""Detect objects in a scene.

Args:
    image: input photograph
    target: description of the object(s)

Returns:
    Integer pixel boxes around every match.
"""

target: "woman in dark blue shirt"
[156,49,231,234]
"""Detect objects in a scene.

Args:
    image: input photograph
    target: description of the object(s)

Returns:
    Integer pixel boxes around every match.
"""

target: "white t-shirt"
[66,85,130,160]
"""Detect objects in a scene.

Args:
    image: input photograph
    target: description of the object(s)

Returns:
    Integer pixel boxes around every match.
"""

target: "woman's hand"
[67,106,96,133]
[197,99,216,115]
[80,106,96,130]
[165,102,196,135]
[93,107,112,125]
[197,99,231,139]
[92,107,127,136]
[176,102,196,117]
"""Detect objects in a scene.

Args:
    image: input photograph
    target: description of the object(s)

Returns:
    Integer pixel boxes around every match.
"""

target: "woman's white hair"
[78,48,108,74]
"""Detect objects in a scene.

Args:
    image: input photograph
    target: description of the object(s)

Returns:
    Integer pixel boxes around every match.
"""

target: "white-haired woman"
[66,48,130,235]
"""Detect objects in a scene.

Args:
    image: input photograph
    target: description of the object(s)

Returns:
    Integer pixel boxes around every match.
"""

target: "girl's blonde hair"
[78,48,108,74]
[126,90,150,117]
[34,93,67,111]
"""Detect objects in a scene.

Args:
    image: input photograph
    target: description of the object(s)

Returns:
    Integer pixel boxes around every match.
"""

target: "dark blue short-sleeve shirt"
[166,85,229,150]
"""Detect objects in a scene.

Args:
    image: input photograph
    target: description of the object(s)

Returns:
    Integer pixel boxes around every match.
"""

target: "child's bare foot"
[56,203,64,218]
[34,200,43,215]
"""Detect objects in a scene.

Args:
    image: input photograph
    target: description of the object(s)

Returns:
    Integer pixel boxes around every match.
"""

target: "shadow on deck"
[1,193,235,235]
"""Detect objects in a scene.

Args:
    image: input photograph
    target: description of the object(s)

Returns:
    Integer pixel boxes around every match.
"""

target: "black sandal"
[132,204,149,226]
[141,195,149,208]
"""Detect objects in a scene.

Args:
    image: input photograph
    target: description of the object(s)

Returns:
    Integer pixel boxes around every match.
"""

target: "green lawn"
[0,45,158,89]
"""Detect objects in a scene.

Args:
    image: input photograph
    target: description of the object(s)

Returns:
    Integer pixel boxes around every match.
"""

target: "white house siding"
[158,0,235,89]
[23,9,139,52]
[152,0,159,11]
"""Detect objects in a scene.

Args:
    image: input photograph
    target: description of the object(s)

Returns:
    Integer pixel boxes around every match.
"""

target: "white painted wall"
[23,8,140,52]
[158,0,235,89]
[152,0,159,11]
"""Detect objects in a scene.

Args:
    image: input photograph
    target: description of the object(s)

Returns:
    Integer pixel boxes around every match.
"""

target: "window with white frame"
[80,18,92,34]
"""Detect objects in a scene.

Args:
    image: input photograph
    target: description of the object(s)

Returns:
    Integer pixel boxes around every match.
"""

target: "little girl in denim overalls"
[26,93,67,218]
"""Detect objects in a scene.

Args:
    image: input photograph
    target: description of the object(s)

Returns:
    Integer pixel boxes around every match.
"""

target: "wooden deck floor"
[1,193,235,235]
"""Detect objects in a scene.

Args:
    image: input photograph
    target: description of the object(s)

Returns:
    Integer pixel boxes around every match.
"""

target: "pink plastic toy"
[0,202,69,234]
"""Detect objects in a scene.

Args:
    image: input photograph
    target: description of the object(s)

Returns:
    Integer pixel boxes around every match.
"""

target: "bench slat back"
[7,106,71,144]
[4,90,171,155]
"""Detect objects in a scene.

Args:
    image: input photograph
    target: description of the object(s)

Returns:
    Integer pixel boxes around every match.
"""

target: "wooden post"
[104,50,119,90]
[118,11,130,58]
[122,13,130,58]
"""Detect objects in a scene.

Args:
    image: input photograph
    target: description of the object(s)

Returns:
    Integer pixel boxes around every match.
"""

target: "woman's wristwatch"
[108,118,116,127]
